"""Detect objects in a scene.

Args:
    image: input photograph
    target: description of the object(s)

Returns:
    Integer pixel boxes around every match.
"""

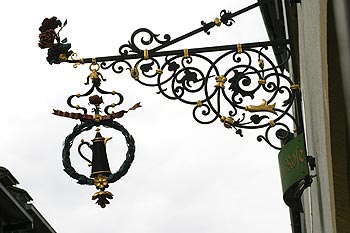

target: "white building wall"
[297,0,336,232]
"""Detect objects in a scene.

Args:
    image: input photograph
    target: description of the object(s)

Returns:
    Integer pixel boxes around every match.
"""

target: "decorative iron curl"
[157,53,218,103]
[101,60,132,75]
[67,70,124,115]
[62,120,135,185]
[220,10,236,26]
[193,101,219,125]
[257,122,292,150]
[119,28,171,55]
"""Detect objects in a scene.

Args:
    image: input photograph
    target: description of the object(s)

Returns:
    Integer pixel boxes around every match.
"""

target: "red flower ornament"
[38,29,56,49]
[39,17,61,32]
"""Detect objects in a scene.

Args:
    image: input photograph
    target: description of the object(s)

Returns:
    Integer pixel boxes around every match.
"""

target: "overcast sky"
[1,0,292,232]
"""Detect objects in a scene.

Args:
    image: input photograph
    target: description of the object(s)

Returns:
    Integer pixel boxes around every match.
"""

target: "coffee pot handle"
[78,140,92,166]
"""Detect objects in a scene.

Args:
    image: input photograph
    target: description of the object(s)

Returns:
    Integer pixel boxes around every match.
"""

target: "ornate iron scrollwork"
[38,0,300,150]
[99,40,298,149]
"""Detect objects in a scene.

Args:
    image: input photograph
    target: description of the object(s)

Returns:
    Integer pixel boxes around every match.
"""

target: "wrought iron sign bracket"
[38,0,304,208]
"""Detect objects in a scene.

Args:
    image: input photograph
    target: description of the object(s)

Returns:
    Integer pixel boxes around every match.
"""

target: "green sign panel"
[278,133,309,193]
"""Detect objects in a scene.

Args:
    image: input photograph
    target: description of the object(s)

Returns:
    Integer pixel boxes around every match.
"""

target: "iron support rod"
[68,39,289,64]
[150,0,273,53]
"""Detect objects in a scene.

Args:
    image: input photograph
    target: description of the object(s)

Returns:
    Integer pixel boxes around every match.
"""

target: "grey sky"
[1,0,291,232]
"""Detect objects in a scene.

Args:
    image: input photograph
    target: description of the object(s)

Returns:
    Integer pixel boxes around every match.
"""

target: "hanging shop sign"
[278,133,311,212]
